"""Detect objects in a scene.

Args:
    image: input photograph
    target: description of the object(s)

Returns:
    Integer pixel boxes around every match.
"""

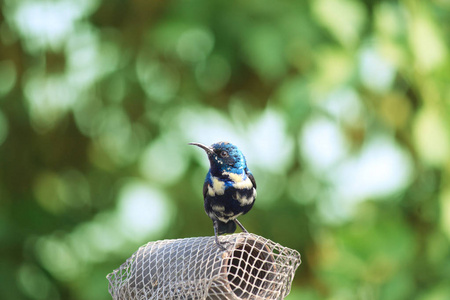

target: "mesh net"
[107,233,301,300]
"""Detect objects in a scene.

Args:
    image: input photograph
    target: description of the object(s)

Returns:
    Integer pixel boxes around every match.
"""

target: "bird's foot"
[234,219,248,233]
[214,236,231,251]
[216,241,229,251]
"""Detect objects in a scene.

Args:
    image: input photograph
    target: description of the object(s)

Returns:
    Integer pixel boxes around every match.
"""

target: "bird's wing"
[202,180,208,199]
[248,172,257,189]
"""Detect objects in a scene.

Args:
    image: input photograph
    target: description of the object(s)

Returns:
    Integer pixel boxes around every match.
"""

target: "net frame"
[107,233,301,300]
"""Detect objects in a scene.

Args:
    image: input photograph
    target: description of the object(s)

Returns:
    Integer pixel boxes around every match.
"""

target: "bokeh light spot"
[321,135,414,222]
[91,106,139,166]
[66,29,120,88]
[136,55,180,103]
[0,60,16,96]
[179,107,242,149]
[320,87,363,125]
[35,236,81,281]
[313,0,366,47]
[413,107,450,167]
[24,72,76,132]
[8,0,100,52]
[176,28,214,63]
[33,171,66,214]
[301,116,349,172]
[116,180,173,242]
[409,13,447,72]
[247,109,294,172]
[333,135,413,200]
[139,135,188,185]
[440,189,450,240]
[359,46,396,92]
[17,264,52,300]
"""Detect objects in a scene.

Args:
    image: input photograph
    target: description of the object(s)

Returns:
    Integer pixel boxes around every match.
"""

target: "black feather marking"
[216,220,236,235]
[248,172,257,189]
[202,181,208,199]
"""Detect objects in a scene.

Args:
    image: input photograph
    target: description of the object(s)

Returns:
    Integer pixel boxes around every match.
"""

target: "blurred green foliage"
[1,0,450,299]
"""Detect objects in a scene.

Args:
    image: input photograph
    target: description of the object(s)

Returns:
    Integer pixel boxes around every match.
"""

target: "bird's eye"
[220,151,229,158]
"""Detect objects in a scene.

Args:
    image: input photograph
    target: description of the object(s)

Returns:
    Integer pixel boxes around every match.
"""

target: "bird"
[189,141,257,250]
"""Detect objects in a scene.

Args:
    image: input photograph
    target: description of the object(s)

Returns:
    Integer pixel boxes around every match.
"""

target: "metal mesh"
[107,233,301,300]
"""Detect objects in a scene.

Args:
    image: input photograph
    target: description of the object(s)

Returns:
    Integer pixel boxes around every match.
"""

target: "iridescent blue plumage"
[189,141,257,250]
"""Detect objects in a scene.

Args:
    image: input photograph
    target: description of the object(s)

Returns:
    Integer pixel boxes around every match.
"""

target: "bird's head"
[189,141,247,175]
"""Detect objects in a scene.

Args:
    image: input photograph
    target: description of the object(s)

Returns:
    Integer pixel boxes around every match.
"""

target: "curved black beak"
[189,142,213,155]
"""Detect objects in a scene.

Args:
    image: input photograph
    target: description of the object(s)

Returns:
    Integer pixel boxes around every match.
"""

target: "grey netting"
[107,233,301,300]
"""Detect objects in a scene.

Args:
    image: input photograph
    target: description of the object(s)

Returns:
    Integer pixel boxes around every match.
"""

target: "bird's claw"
[214,234,231,251]
[215,240,231,251]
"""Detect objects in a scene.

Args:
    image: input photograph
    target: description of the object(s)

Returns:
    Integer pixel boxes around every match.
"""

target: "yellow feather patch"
[236,192,255,206]
[211,177,225,195]
[233,177,253,189]
[207,185,215,196]
[212,204,225,212]
[223,172,253,190]
[224,172,244,183]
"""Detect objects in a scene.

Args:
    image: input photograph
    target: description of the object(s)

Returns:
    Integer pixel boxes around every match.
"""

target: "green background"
[1,0,450,299]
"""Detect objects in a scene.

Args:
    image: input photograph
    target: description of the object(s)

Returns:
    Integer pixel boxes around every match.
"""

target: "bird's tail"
[216,220,236,235]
